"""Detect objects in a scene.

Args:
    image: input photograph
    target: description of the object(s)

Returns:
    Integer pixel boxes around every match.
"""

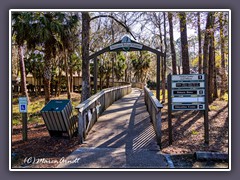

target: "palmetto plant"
[131,51,151,83]
[12,12,34,102]
[12,12,80,104]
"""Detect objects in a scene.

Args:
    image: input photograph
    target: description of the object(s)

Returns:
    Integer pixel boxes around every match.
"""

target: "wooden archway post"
[156,53,161,101]
[89,36,165,100]
[94,57,98,94]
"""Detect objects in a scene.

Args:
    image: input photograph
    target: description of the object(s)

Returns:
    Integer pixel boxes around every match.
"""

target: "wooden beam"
[94,57,97,94]
[156,54,161,101]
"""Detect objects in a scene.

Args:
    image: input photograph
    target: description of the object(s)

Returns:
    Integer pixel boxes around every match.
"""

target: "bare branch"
[90,14,136,40]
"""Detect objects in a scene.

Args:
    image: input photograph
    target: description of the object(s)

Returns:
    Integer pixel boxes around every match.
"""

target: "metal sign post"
[167,74,209,145]
[19,97,28,141]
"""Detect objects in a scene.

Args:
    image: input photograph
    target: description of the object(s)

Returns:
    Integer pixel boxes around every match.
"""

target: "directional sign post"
[167,74,209,145]
[19,97,28,141]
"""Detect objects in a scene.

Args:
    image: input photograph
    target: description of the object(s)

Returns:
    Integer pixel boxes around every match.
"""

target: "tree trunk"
[219,12,227,98]
[35,77,39,96]
[64,49,71,100]
[179,12,190,74]
[69,67,73,93]
[198,12,203,74]
[18,45,29,102]
[158,16,164,100]
[162,12,167,102]
[100,76,103,90]
[178,66,181,74]
[81,12,91,102]
[57,67,62,96]
[213,47,218,100]
[43,49,52,104]
[106,75,110,88]
[168,12,177,75]
[125,66,128,82]
[208,13,215,104]
[203,12,212,75]
[111,19,115,87]
[208,30,214,104]
[112,57,114,87]
[38,78,41,95]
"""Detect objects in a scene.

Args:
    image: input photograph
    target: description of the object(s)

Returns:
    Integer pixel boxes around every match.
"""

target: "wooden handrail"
[76,85,132,143]
[144,86,163,148]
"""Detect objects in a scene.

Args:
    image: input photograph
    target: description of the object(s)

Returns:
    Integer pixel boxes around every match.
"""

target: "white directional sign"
[19,97,28,113]
[172,89,205,96]
[172,82,205,88]
[172,74,205,81]
[172,104,205,110]
[172,97,205,103]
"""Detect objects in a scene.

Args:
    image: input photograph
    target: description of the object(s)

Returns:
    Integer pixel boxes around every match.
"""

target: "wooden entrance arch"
[88,36,165,101]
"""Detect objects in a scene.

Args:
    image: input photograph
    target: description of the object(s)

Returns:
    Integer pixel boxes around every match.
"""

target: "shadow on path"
[57,88,167,168]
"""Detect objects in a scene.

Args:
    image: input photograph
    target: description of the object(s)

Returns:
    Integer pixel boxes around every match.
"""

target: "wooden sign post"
[167,74,209,145]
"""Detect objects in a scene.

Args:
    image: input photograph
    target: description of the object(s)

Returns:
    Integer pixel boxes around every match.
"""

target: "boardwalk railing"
[144,86,163,148]
[76,85,132,143]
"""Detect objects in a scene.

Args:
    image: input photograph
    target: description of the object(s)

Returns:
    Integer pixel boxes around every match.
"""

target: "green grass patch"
[12,113,21,126]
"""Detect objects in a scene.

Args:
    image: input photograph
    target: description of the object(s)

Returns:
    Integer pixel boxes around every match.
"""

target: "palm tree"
[35,12,64,104]
[131,51,151,83]
[12,12,32,102]
[60,13,80,99]
[29,12,79,104]
[114,52,126,81]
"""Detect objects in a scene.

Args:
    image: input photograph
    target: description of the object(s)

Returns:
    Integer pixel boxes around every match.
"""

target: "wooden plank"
[41,112,51,131]
[45,111,54,131]
[61,109,71,136]
[57,111,66,131]
[49,111,58,131]
[52,111,62,131]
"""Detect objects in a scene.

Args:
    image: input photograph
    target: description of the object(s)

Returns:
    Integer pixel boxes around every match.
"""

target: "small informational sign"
[172,104,205,110]
[19,97,28,113]
[171,74,205,111]
[172,74,205,81]
[172,97,205,103]
[172,89,205,95]
[172,82,205,88]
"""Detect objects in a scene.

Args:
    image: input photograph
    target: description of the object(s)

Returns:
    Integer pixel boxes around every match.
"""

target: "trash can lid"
[40,99,71,112]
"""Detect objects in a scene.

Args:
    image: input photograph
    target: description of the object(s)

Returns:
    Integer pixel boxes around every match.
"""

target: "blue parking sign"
[21,105,26,110]
[19,104,27,112]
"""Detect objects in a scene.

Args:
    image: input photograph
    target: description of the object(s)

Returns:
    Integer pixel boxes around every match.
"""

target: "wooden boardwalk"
[57,89,167,168]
